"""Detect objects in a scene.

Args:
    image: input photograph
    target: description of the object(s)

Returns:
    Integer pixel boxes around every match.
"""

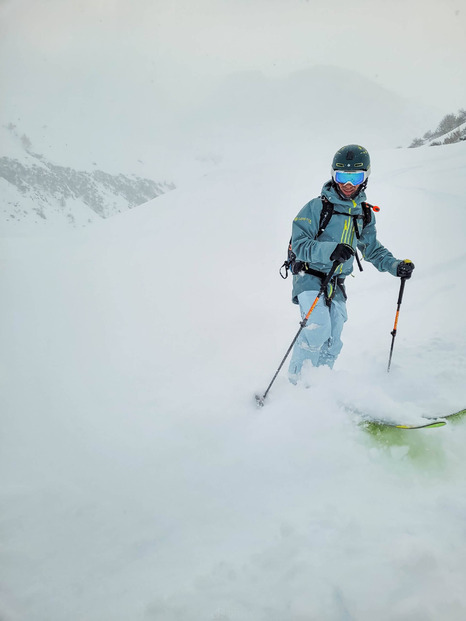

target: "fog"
[1,0,465,177]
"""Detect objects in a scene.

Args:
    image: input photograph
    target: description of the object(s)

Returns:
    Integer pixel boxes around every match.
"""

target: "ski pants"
[288,289,348,380]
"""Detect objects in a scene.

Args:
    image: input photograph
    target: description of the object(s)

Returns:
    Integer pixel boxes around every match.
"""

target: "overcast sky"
[2,0,465,103]
[1,0,465,171]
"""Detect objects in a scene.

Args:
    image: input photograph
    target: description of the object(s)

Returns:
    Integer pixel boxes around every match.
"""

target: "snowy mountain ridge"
[0,125,175,232]
[2,65,442,195]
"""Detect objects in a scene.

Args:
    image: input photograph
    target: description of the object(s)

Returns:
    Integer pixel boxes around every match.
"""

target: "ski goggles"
[332,170,368,186]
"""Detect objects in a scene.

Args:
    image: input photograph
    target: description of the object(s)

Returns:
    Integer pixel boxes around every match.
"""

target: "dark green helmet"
[332,144,371,173]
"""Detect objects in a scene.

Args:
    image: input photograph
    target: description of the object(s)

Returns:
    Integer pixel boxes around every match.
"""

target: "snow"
[1,141,466,621]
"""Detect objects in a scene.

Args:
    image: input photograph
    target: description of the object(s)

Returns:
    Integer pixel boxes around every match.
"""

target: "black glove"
[396,259,415,279]
[330,243,355,263]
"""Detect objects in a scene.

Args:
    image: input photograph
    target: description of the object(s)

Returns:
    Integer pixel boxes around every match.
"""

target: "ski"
[342,404,452,430]
[425,408,466,422]
[363,418,446,430]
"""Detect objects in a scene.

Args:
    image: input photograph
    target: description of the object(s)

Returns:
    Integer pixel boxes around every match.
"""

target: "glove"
[397,259,415,279]
[330,243,355,263]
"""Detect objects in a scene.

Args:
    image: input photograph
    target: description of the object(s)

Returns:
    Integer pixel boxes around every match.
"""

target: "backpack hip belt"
[302,266,347,306]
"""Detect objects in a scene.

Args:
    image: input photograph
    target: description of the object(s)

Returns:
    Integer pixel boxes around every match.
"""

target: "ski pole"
[387,277,407,373]
[255,260,341,407]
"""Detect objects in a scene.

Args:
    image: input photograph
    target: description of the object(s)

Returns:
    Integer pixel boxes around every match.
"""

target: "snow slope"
[0,125,175,234]
[1,142,466,621]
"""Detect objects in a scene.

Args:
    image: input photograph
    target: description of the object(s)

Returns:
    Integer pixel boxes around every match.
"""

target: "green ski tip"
[341,403,456,430]
[361,418,447,431]
[392,420,447,430]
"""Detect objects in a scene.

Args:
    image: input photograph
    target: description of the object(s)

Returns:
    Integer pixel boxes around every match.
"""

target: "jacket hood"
[321,179,367,209]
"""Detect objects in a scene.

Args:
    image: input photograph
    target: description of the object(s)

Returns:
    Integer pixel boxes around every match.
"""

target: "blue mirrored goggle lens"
[334,171,365,186]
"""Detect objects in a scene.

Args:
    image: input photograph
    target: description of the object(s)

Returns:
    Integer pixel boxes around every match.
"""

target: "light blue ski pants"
[288,289,348,381]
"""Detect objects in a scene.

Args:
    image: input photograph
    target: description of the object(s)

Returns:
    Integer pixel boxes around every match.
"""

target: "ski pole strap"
[354,251,363,272]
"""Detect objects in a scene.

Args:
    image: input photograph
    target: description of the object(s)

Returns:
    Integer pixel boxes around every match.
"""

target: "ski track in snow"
[1,143,466,621]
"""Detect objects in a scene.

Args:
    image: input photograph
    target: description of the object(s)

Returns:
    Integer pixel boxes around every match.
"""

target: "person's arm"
[357,214,400,275]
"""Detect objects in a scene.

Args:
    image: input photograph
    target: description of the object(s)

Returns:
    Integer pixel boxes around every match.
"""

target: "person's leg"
[316,295,348,368]
[288,290,332,382]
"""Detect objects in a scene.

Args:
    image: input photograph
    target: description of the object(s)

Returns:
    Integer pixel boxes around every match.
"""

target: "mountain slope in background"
[184,66,440,155]
[2,66,442,185]
[1,66,442,235]
[0,125,175,233]
[1,141,465,621]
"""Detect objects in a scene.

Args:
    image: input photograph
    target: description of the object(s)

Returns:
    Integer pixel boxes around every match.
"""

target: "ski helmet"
[332,144,371,173]
[331,145,371,196]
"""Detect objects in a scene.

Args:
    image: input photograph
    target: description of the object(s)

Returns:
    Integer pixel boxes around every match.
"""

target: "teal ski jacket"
[291,180,400,304]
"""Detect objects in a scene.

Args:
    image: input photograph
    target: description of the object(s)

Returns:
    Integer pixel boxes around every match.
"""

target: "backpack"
[279,197,378,279]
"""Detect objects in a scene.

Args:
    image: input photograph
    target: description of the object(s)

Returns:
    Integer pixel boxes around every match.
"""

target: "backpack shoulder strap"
[351,202,373,241]
[317,197,334,237]
[281,196,331,277]
[361,202,373,228]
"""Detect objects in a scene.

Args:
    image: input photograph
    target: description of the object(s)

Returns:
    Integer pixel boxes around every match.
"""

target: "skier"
[288,144,414,383]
